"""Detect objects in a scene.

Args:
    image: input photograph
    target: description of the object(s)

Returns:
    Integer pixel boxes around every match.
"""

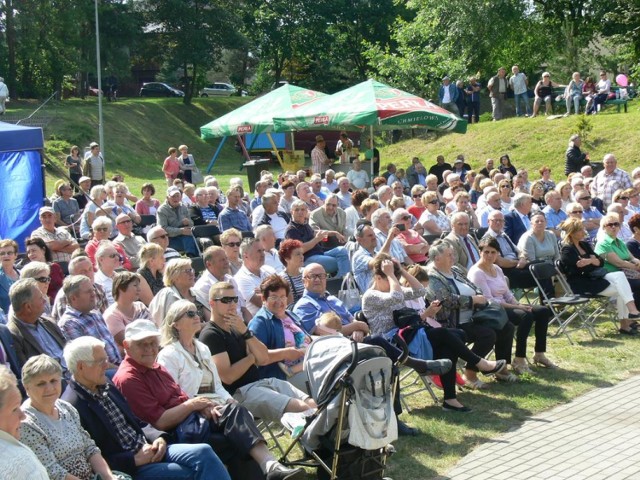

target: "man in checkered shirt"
[590,154,632,209]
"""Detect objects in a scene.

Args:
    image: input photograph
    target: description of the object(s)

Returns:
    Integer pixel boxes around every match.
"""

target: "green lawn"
[9,96,640,479]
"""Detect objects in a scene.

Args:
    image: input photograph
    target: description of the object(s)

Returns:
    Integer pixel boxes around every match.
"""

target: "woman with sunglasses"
[392,209,430,264]
[149,258,210,326]
[595,213,640,321]
[220,228,243,275]
[19,261,54,316]
[407,185,427,220]
[419,191,451,235]
[24,237,64,304]
[560,217,640,335]
[85,217,132,271]
[94,242,125,307]
[498,179,514,211]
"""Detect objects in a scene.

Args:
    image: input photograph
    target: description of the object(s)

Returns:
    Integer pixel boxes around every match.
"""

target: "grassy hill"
[7,96,638,195]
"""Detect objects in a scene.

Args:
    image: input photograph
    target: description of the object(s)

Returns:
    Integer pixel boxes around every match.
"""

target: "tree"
[138,0,245,104]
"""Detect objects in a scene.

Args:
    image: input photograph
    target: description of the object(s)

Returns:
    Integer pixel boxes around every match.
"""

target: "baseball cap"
[78,176,91,184]
[442,76,450,81]
[124,319,161,342]
[89,142,99,148]
[39,206,55,216]
[167,186,181,197]
[454,158,463,164]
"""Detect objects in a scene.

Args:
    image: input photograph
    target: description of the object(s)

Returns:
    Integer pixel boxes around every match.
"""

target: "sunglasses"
[185,310,199,318]
[570,210,584,214]
[427,200,439,205]
[305,273,327,281]
[224,242,241,248]
[400,215,411,221]
[500,185,511,189]
[107,253,124,262]
[606,222,621,228]
[35,276,51,283]
[618,197,629,201]
[412,194,423,198]
[213,296,239,304]
[578,197,591,201]
[152,234,168,240]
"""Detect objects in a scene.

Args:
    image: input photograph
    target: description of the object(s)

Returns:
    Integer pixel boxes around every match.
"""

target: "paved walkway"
[443,375,640,480]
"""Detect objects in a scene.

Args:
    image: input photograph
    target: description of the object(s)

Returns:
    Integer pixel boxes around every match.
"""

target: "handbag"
[586,266,607,279]
[174,411,210,443]
[338,273,361,313]
[472,301,508,330]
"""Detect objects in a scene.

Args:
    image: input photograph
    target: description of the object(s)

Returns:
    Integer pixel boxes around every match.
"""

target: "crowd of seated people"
[3,145,640,474]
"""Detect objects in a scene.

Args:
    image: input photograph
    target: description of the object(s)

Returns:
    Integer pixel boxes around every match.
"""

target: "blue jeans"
[169,235,199,257]
[306,246,350,277]
[136,443,230,480]
[513,92,531,116]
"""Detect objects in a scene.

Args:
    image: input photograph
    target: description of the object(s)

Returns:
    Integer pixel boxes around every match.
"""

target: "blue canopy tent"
[0,121,45,250]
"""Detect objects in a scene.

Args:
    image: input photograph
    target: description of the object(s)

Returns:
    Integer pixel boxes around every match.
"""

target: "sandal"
[463,378,488,390]
[512,360,534,375]
[495,371,518,383]
[532,354,558,369]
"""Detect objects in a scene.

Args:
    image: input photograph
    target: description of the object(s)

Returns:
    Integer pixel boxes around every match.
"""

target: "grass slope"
[379,104,639,175]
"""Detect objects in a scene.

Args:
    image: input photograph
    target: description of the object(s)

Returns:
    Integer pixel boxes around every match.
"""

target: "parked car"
[139,82,184,97]
[200,82,246,97]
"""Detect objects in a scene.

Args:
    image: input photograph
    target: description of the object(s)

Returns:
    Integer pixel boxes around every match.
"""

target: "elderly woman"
[0,365,49,479]
[137,242,165,304]
[595,213,640,317]
[86,216,132,270]
[469,237,554,373]
[560,218,640,335]
[220,228,243,275]
[392,209,429,264]
[104,272,152,351]
[105,183,141,225]
[157,300,233,402]
[539,166,556,192]
[407,185,427,220]
[532,72,560,117]
[419,191,451,235]
[426,242,516,385]
[94,241,126,306]
[149,258,210,326]
[20,261,54,316]
[177,145,196,184]
[0,239,20,313]
[52,183,80,228]
[517,211,560,263]
[565,72,584,115]
[278,239,305,307]
[363,254,504,412]
[135,182,161,215]
[446,191,480,228]
[79,185,108,240]
[19,355,117,480]
[25,237,65,303]
[600,202,633,242]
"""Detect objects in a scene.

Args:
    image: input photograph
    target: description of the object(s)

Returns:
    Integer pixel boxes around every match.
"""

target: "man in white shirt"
[346,159,370,190]
[234,238,275,316]
[509,65,530,117]
[113,213,146,270]
[251,192,289,240]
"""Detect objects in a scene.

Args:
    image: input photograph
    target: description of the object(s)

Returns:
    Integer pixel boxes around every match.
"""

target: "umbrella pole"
[266,133,284,169]
[290,131,296,150]
[205,136,228,174]
[370,125,374,180]
[237,134,252,165]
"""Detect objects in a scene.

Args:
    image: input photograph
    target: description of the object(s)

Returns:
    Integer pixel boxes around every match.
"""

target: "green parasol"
[200,84,327,139]
[272,78,467,134]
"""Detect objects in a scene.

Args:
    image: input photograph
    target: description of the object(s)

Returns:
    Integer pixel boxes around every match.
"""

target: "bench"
[548,86,629,114]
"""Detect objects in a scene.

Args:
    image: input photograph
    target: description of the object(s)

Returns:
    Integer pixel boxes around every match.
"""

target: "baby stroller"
[280,335,400,480]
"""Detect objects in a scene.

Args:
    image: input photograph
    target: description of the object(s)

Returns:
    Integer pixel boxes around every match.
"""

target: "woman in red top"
[392,208,430,264]
[407,185,427,221]
[162,147,181,186]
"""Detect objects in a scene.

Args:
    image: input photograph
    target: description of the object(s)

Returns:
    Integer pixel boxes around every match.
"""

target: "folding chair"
[529,262,595,344]
[255,418,287,458]
[423,234,441,245]
[555,260,618,330]
[191,224,221,256]
[399,367,439,411]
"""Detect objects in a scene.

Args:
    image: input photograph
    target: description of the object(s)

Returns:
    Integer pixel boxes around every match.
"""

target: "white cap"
[124,319,161,342]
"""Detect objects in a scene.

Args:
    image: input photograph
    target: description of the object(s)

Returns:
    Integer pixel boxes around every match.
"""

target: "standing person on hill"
[465,77,482,123]
[509,65,531,117]
[438,76,459,115]
[163,147,181,186]
[565,134,590,175]
[177,145,195,184]
[0,77,8,114]
[487,67,508,121]
[65,146,83,191]
[83,142,105,187]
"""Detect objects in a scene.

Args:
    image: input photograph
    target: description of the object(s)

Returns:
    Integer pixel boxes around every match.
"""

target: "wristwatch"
[242,330,254,340]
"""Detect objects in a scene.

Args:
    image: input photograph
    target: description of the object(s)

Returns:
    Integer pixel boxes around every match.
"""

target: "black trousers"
[459,321,515,369]
[505,306,551,357]
[426,327,481,401]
